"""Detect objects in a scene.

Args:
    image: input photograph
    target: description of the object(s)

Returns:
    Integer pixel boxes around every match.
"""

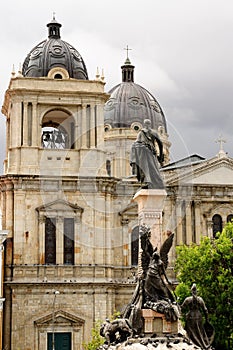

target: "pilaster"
[194,200,201,244]
[185,203,192,245]
[176,199,183,245]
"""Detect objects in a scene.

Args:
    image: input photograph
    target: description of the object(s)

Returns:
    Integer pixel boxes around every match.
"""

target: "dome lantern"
[104,58,167,132]
[47,15,62,39]
[22,18,88,80]
[121,46,135,82]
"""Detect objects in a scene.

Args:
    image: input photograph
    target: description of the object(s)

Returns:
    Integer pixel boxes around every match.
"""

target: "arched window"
[41,110,74,149]
[131,226,139,266]
[212,214,222,238]
[227,214,233,223]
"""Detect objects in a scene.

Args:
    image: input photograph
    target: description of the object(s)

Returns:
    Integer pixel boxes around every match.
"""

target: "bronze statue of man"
[130,119,165,189]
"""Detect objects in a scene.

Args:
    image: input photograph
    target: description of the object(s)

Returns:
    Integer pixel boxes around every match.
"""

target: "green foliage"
[83,320,105,350]
[175,222,233,350]
[110,310,121,321]
[83,311,121,350]
[174,282,190,305]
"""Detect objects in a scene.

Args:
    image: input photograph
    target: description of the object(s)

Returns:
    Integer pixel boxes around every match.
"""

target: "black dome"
[22,18,88,80]
[104,57,167,132]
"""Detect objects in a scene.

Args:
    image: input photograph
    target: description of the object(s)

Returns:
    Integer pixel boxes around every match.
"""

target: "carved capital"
[194,200,201,207]
[121,218,129,226]
[38,215,46,224]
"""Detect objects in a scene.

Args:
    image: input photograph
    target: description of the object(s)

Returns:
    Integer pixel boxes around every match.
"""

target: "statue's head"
[191,283,197,296]
[143,119,152,129]
[152,249,160,261]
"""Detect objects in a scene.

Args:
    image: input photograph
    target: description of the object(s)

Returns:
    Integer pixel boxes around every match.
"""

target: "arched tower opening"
[41,110,75,150]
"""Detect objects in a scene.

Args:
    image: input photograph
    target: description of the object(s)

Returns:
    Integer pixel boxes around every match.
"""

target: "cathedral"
[1,17,233,350]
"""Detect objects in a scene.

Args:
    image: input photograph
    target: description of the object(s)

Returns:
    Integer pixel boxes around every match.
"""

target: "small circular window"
[131,122,142,132]
[54,73,63,79]
[104,124,112,132]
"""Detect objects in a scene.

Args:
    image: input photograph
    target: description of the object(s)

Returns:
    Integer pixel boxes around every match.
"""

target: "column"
[207,219,213,238]
[75,105,82,150]
[31,102,38,147]
[56,216,64,264]
[176,199,183,245]
[0,230,8,350]
[121,218,129,266]
[105,192,112,267]
[38,215,45,264]
[194,201,201,244]
[81,105,87,148]
[11,101,22,148]
[22,102,28,146]
[90,104,96,148]
[96,104,105,146]
[74,215,82,265]
[185,203,192,245]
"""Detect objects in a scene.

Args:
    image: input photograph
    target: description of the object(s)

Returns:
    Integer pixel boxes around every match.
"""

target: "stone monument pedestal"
[142,309,179,337]
[133,189,167,249]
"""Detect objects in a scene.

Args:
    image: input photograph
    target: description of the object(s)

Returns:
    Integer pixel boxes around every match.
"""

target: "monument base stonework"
[142,309,179,337]
[133,189,167,249]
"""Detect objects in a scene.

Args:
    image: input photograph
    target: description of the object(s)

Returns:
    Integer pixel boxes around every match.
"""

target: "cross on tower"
[124,45,132,59]
[53,12,56,20]
[215,135,226,151]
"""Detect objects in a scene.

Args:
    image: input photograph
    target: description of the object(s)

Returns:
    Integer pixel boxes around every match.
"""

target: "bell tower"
[2,18,109,177]
[2,73,108,177]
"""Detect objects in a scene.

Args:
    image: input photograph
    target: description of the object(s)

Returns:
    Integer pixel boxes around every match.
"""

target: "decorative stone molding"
[34,309,85,328]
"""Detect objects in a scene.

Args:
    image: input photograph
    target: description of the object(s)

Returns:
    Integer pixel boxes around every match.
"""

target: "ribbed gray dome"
[104,58,167,132]
[22,18,88,80]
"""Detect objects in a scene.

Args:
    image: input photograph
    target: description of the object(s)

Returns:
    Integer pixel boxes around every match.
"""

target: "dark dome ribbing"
[104,57,167,131]
[22,18,88,80]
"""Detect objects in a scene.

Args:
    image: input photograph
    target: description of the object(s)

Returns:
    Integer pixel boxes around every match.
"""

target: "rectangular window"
[64,218,74,265]
[47,332,71,350]
[45,218,56,264]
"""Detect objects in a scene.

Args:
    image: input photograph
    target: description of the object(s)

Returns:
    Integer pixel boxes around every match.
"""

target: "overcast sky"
[1,0,233,172]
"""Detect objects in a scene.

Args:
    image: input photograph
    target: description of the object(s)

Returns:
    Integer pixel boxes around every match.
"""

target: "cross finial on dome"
[124,45,132,64]
[53,12,56,20]
[121,45,134,82]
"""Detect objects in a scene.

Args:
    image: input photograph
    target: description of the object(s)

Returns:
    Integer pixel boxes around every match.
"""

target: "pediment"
[167,156,233,186]
[119,201,137,218]
[35,310,85,327]
[36,199,83,214]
